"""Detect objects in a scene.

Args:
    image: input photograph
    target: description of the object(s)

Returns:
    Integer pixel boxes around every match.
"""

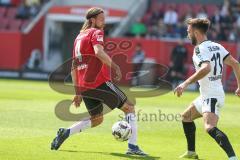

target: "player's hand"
[72,95,82,108]
[174,82,188,97]
[235,88,240,97]
[114,65,122,81]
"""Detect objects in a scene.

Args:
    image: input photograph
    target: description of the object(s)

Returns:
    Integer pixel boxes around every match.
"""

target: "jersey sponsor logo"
[208,46,220,52]
[97,35,103,42]
[195,47,200,54]
[208,75,222,81]
[77,64,88,70]
[197,54,203,61]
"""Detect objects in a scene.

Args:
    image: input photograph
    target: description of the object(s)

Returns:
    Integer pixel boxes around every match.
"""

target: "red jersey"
[72,28,111,92]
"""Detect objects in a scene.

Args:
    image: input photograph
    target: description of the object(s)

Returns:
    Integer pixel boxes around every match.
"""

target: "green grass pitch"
[0,79,239,160]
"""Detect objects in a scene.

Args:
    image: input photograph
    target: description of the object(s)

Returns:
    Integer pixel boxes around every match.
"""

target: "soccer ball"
[112,121,132,142]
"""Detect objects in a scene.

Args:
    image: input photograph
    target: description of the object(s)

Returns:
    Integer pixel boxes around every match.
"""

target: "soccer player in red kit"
[51,7,147,156]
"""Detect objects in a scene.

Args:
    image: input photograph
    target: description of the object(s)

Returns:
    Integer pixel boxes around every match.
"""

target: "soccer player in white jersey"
[174,18,240,160]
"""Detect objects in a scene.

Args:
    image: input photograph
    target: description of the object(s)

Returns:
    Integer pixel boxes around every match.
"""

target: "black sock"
[182,121,196,152]
[208,127,235,158]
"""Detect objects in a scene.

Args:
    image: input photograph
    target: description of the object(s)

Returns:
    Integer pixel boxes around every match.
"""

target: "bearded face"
[91,13,105,30]
[190,33,197,46]
[187,25,197,46]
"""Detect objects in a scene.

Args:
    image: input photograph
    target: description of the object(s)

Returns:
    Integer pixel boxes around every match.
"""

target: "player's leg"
[51,97,103,150]
[203,107,237,160]
[180,97,202,159]
[100,81,147,156]
[68,114,103,135]
[120,100,147,156]
[120,101,136,145]
[68,98,104,135]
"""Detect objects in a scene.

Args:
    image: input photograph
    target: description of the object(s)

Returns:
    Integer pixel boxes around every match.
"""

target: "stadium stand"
[123,0,239,91]
[127,0,239,43]
[0,0,239,91]
[0,0,49,31]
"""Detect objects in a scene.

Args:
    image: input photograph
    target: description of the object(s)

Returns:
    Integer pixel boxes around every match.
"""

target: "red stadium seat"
[150,0,166,13]
[177,3,191,18]
[0,17,9,29]
[0,7,7,17]
[6,7,17,19]
[191,4,203,15]
[164,3,176,10]
[0,28,9,32]
[149,0,159,12]
[11,0,21,6]
[186,64,195,78]
[206,5,218,17]
[142,13,151,24]
[21,19,30,29]
[179,3,191,10]
[8,19,22,31]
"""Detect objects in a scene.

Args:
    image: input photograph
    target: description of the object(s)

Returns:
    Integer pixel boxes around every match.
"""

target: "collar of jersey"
[198,40,211,45]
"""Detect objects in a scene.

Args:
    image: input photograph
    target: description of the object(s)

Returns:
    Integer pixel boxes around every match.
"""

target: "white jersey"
[192,40,230,98]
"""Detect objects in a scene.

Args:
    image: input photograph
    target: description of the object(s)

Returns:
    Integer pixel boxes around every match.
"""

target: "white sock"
[229,156,238,160]
[68,119,91,135]
[126,113,137,145]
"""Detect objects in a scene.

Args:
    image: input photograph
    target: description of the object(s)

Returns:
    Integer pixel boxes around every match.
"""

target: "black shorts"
[81,81,127,116]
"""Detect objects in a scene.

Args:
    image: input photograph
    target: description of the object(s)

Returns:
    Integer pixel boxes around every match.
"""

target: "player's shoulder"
[79,28,104,40]
[208,41,224,49]
[194,40,211,55]
[197,40,229,58]
[207,41,228,54]
[196,40,224,54]
[79,28,102,35]
[198,40,211,49]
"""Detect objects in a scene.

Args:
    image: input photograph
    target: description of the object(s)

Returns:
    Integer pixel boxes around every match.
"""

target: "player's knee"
[121,101,135,113]
[181,112,192,122]
[204,124,215,133]
[91,115,103,127]
[122,104,135,114]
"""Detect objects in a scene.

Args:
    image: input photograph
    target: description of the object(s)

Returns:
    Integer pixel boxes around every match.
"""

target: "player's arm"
[71,59,79,94]
[185,62,211,84]
[93,44,122,81]
[224,55,240,97]
[174,62,211,97]
[71,58,82,107]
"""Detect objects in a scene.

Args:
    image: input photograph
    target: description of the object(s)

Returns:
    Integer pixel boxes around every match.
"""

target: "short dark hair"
[187,18,210,34]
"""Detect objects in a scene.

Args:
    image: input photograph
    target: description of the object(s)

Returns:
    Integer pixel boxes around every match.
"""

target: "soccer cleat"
[51,128,70,150]
[126,144,148,156]
[179,151,199,159]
